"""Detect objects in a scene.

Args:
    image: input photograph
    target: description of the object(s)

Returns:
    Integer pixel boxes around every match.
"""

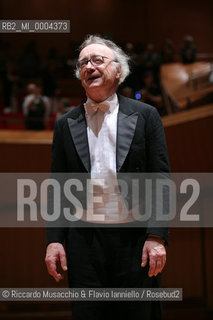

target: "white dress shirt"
[84,93,131,223]
[85,93,118,176]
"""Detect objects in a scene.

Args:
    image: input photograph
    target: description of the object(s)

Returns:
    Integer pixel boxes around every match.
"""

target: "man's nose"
[85,60,95,70]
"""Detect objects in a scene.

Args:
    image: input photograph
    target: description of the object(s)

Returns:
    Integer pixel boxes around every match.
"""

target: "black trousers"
[65,227,162,320]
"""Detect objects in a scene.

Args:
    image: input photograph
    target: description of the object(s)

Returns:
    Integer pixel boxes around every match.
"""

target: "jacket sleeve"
[46,119,68,246]
[145,107,170,244]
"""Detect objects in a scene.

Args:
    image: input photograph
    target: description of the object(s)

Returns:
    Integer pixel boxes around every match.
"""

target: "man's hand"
[141,235,166,277]
[45,242,67,282]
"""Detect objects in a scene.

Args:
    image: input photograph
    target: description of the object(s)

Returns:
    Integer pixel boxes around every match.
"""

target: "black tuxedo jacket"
[46,94,170,246]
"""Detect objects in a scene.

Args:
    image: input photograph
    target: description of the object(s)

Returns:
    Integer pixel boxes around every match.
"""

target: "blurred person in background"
[161,39,175,63]
[180,35,197,64]
[122,42,140,91]
[119,86,134,99]
[124,42,138,67]
[22,83,37,112]
[18,40,40,79]
[1,61,19,114]
[139,71,167,117]
[56,97,72,118]
[22,84,50,130]
[42,60,60,113]
[142,43,162,83]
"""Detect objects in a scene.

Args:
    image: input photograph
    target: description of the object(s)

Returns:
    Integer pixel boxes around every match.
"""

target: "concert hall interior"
[0,0,213,319]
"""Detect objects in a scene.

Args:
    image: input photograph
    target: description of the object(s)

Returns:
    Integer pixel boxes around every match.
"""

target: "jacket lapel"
[66,95,139,173]
[67,105,91,172]
[116,95,139,172]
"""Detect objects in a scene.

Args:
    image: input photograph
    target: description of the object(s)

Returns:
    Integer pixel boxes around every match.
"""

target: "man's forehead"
[79,43,114,59]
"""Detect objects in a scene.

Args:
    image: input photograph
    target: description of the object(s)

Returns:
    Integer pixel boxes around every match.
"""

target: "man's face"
[78,44,121,97]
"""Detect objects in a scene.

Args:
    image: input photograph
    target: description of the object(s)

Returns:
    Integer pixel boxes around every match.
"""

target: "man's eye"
[80,60,87,67]
[94,57,103,64]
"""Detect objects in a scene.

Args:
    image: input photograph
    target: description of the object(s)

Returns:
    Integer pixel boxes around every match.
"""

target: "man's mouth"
[87,75,100,81]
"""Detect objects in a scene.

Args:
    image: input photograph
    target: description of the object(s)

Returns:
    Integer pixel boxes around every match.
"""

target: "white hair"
[75,35,130,85]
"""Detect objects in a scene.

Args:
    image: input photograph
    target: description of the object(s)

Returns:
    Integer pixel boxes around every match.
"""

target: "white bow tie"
[84,101,110,115]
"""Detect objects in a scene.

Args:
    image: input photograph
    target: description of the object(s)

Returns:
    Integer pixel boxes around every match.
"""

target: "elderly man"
[45,35,170,320]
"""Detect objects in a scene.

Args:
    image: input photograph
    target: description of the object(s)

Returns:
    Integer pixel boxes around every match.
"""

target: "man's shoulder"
[55,103,84,126]
[118,94,159,119]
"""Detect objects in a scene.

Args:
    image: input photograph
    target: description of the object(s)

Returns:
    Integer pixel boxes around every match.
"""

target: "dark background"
[0,0,213,319]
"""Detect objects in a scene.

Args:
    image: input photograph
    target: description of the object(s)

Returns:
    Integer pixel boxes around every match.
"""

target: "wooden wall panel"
[0,228,68,288]
[0,144,51,172]
[162,228,204,300]
[204,228,213,309]
[0,0,213,55]
[164,116,213,172]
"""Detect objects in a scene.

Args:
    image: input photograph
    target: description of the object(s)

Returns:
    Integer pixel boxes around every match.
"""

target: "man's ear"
[115,65,122,80]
